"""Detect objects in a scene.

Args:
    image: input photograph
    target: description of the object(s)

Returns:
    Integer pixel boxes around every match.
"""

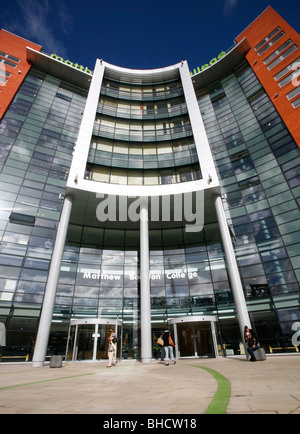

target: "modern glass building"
[0,6,299,365]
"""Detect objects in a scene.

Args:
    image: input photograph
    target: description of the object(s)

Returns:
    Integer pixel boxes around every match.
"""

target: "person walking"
[162,327,176,366]
[106,329,117,367]
[157,330,165,361]
[244,326,259,362]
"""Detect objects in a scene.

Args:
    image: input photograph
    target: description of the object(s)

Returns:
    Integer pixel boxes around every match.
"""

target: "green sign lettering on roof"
[190,51,226,76]
[50,54,93,74]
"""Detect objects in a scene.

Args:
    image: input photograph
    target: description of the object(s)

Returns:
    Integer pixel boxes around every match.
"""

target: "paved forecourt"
[0,355,299,414]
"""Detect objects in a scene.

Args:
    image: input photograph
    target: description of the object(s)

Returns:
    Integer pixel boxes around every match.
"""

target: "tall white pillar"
[32,195,73,367]
[140,198,152,363]
[214,194,251,342]
[93,324,99,361]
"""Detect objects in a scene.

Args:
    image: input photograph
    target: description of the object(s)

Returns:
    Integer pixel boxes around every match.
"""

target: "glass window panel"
[292,97,300,108]
[263,40,292,65]
[267,270,297,286]
[74,286,99,298]
[161,170,176,184]
[288,176,300,188]
[2,232,30,245]
[0,278,17,292]
[0,51,20,63]
[56,284,74,297]
[157,143,172,154]
[257,31,285,55]
[29,236,54,249]
[128,171,143,185]
[191,283,214,296]
[59,263,77,284]
[100,286,123,297]
[20,268,48,282]
[274,57,300,81]
[278,69,300,87]
[17,280,45,294]
[92,166,110,182]
[129,145,142,155]
[0,254,23,266]
[143,146,156,155]
[0,292,14,301]
[24,258,50,270]
[0,242,27,256]
[267,45,298,71]
[255,27,281,51]
[286,86,300,100]
[97,140,113,153]
[144,170,159,185]
[177,167,193,182]
[211,266,229,282]
[1,59,17,68]
[113,143,128,154]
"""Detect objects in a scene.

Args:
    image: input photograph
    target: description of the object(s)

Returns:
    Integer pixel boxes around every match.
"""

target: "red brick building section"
[236,6,300,148]
[0,30,42,120]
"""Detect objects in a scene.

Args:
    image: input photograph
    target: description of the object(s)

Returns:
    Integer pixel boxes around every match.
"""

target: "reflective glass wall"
[0,68,87,361]
[54,223,232,359]
[196,60,300,353]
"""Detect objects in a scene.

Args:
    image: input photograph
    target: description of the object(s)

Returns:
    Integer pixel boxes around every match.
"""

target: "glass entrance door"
[66,318,122,362]
[77,323,95,360]
[177,322,214,357]
[169,316,219,358]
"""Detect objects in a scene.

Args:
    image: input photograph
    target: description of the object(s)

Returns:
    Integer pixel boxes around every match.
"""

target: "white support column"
[210,321,219,358]
[140,197,152,363]
[214,194,251,342]
[32,195,73,367]
[179,61,218,188]
[173,322,179,359]
[93,324,99,361]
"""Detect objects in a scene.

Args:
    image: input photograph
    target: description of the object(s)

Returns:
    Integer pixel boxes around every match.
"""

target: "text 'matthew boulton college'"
[0,6,300,365]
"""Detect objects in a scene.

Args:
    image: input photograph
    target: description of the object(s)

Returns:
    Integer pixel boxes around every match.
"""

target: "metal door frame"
[65,318,123,362]
[168,315,219,358]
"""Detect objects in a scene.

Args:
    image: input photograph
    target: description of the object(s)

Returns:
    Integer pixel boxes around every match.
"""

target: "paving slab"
[0,355,299,415]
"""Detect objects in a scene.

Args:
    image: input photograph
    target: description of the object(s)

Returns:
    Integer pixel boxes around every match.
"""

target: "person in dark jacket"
[244,326,259,362]
[159,330,165,361]
[162,327,176,366]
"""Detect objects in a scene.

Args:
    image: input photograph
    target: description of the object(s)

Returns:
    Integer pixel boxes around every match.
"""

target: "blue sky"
[1,0,299,72]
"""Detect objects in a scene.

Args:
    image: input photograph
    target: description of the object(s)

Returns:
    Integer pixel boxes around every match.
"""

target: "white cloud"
[7,0,72,57]
[224,0,239,15]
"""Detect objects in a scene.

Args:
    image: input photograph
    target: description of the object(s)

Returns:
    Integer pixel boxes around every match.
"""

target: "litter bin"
[50,355,63,368]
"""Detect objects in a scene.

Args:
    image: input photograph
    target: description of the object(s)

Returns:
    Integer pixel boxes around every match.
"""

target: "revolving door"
[169,316,219,358]
[66,318,123,362]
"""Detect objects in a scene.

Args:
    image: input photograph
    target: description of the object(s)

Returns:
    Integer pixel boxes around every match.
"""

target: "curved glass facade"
[86,69,201,186]
[86,67,200,185]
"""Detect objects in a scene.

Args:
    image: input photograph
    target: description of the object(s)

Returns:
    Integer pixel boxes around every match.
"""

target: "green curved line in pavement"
[0,372,96,390]
[189,365,231,414]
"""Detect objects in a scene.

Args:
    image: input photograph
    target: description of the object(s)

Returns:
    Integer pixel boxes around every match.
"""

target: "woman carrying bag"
[157,331,165,361]
[106,329,117,367]
[162,327,176,366]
